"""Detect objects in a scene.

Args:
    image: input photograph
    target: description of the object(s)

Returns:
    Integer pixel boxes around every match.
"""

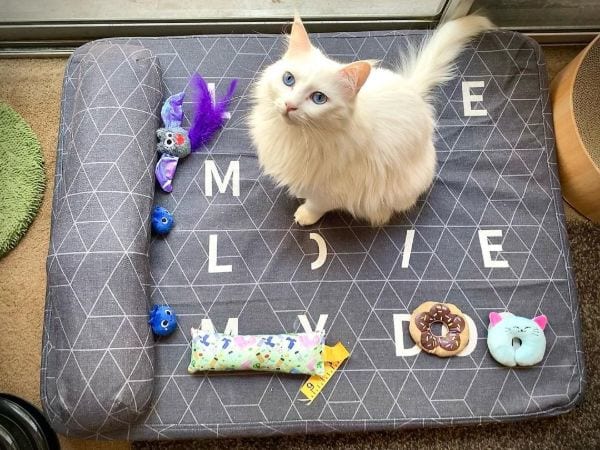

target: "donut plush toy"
[487,312,547,367]
[409,302,470,357]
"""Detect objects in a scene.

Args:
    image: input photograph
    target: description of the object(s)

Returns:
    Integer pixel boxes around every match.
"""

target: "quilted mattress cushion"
[42,30,584,440]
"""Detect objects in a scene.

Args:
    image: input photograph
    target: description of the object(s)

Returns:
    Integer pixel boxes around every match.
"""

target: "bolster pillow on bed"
[43,42,161,433]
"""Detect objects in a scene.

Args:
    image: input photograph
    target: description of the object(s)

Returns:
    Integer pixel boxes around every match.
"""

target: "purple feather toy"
[155,74,237,192]
[188,74,238,150]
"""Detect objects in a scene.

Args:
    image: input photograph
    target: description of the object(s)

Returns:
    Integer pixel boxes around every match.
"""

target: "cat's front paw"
[294,204,323,226]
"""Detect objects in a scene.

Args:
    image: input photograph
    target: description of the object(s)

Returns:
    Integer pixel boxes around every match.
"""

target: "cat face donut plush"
[487,312,547,367]
[409,302,469,357]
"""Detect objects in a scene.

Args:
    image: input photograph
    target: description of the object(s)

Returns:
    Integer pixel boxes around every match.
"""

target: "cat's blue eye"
[311,91,328,105]
[282,71,295,87]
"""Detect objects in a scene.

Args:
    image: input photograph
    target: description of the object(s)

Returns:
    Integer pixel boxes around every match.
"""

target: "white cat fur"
[250,15,493,226]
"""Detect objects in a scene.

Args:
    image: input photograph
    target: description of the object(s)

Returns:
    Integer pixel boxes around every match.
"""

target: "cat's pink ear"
[339,61,371,96]
[533,315,548,330]
[489,312,503,327]
[286,15,312,57]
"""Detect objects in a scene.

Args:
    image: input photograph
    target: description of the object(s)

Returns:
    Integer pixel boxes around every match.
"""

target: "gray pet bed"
[41,30,584,440]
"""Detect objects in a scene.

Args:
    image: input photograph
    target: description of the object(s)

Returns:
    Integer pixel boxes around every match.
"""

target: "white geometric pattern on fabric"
[42,31,583,440]
[42,42,162,437]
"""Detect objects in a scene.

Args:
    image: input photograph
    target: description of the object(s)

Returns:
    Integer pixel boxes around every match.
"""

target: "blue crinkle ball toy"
[148,304,178,336]
[151,206,174,235]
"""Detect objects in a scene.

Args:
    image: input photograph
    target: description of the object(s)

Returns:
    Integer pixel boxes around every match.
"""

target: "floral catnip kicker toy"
[188,328,349,376]
[155,74,237,192]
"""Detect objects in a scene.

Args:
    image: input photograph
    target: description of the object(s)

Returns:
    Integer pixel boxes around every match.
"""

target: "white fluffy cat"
[249,15,493,226]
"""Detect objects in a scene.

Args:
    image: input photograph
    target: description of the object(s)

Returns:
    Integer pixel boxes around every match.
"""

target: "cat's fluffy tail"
[401,15,494,97]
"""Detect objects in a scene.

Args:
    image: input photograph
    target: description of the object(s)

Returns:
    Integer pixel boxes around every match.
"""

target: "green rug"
[0,102,45,257]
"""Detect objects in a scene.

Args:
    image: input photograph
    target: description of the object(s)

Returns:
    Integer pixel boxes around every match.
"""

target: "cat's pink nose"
[285,102,298,113]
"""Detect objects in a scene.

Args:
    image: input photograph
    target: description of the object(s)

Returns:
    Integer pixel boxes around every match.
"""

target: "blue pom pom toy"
[148,304,178,336]
[151,206,174,235]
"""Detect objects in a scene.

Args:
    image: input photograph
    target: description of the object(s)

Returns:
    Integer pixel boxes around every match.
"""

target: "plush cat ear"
[489,312,503,327]
[286,15,312,57]
[533,315,548,330]
[339,61,371,97]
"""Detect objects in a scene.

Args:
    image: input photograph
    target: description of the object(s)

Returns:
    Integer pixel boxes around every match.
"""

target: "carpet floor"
[0,46,597,450]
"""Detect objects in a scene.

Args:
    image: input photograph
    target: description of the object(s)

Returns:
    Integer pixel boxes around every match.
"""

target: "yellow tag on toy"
[300,342,349,404]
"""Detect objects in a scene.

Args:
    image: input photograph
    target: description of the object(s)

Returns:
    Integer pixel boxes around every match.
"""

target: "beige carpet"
[0,45,588,449]
[0,58,129,450]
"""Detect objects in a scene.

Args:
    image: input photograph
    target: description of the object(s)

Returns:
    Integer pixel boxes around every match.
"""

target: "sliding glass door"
[0,0,452,50]
[472,0,600,30]
[1,0,598,52]
[3,0,447,21]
